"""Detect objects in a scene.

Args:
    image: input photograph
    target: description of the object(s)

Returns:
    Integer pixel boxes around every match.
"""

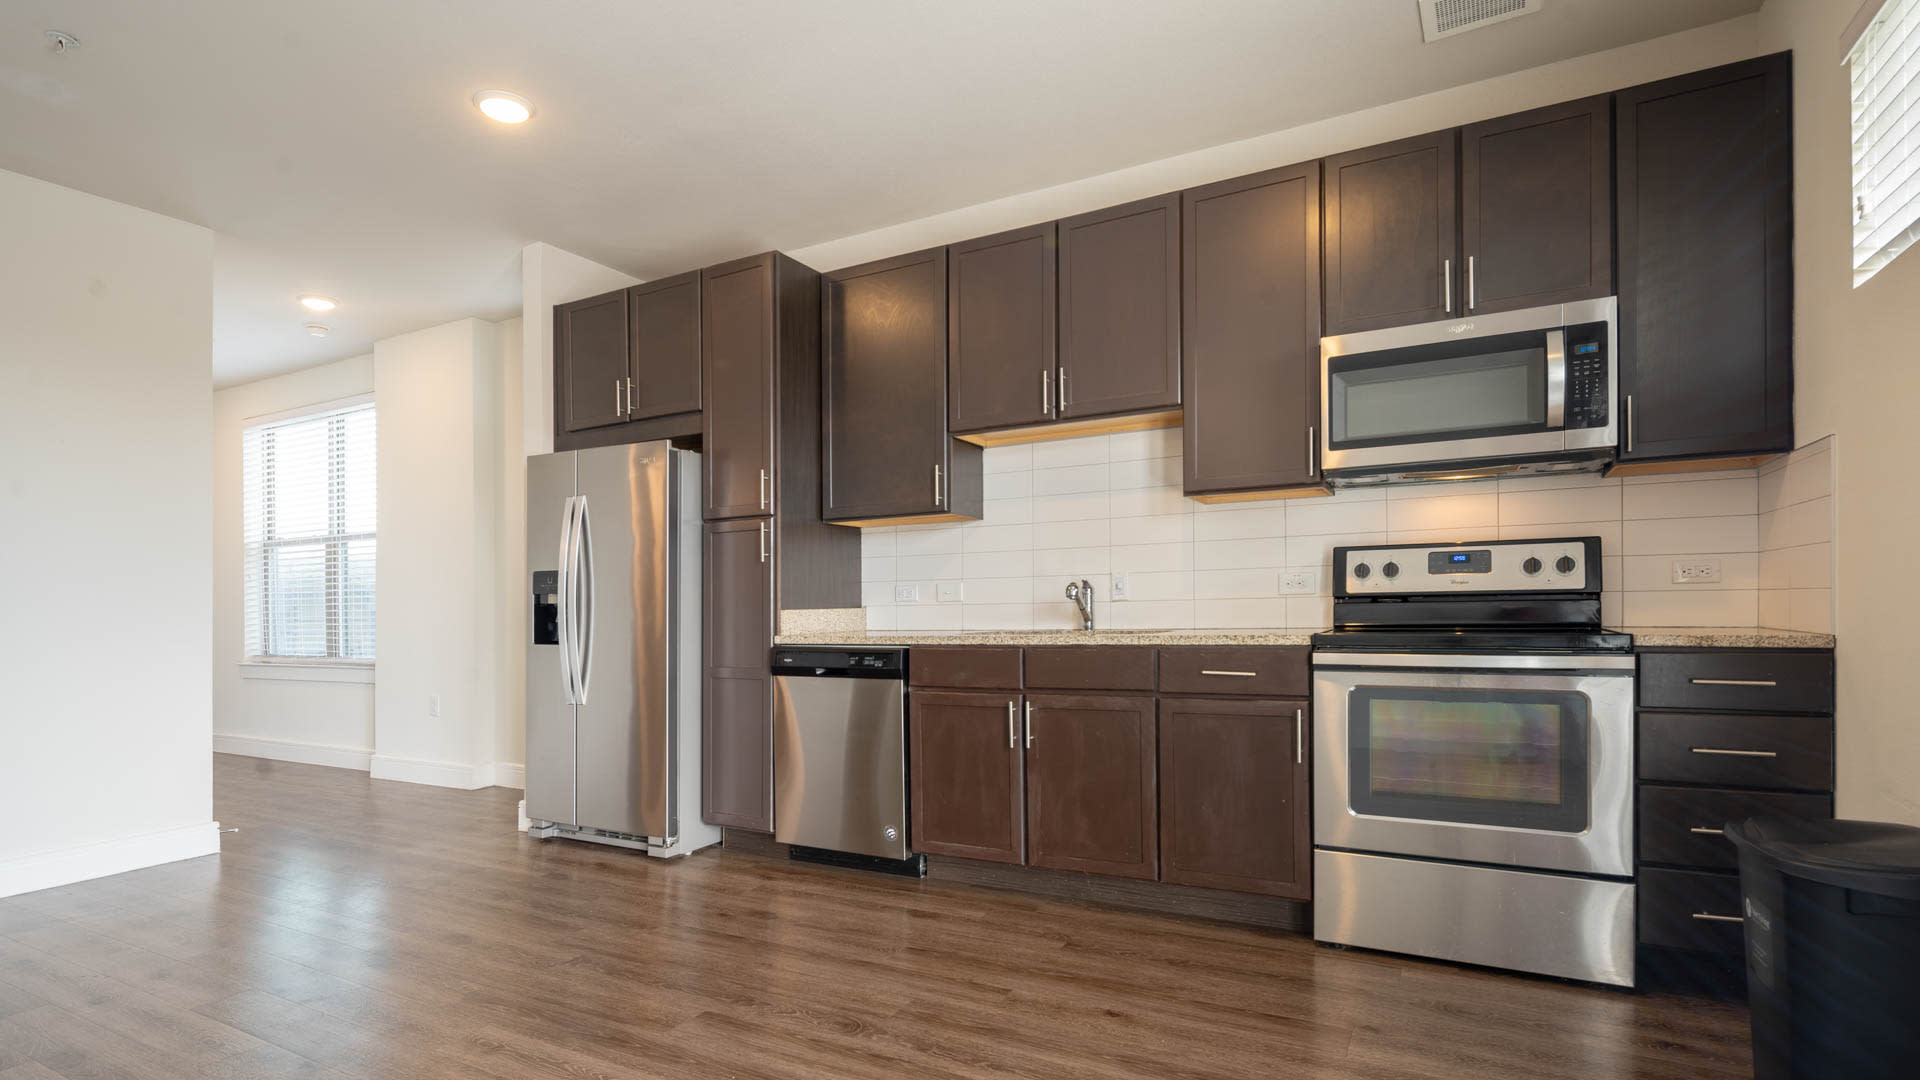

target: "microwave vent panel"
[1418,0,1543,42]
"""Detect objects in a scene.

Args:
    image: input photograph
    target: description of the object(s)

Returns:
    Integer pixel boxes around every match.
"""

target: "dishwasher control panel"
[772,647,906,679]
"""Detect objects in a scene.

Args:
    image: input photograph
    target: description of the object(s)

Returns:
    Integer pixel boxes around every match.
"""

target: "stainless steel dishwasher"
[771,647,919,870]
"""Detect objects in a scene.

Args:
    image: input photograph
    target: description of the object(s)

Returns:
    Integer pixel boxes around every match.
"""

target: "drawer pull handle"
[1691,678,1778,687]
[1691,912,1745,924]
[1200,669,1258,677]
[1690,747,1778,758]
[1689,826,1726,836]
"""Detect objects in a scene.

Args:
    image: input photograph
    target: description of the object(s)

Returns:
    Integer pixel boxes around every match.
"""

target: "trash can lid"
[1726,816,1920,900]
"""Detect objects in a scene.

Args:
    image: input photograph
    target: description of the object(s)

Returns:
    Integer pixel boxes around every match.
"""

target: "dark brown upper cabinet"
[1324,130,1458,335]
[625,270,703,420]
[1461,96,1613,315]
[823,248,983,525]
[1182,162,1324,499]
[555,289,631,434]
[1615,53,1793,466]
[1057,194,1182,420]
[947,223,1057,434]
[909,690,1026,865]
[1023,693,1158,881]
[1158,697,1311,898]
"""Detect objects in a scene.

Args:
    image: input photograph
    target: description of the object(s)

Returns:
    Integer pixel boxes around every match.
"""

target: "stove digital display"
[1427,549,1493,574]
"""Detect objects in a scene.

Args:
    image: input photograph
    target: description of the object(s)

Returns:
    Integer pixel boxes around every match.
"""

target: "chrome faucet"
[1065,579,1095,631]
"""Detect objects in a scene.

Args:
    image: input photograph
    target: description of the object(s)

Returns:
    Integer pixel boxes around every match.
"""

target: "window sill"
[238,661,374,685]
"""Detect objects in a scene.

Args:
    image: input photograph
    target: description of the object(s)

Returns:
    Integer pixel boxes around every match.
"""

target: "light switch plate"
[1112,573,1129,600]
[1671,559,1722,585]
[1280,570,1318,595]
[893,583,920,603]
[936,582,964,603]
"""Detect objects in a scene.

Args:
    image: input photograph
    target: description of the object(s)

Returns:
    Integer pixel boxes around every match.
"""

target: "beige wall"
[1760,0,1920,825]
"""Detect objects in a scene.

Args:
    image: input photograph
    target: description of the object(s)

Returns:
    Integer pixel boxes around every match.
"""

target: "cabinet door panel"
[909,690,1024,864]
[1617,54,1793,462]
[1058,195,1181,419]
[1462,96,1612,315]
[1324,130,1457,335]
[703,519,774,830]
[628,271,702,420]
[1159,697,1310,897]
[949,223,1056,433]
[1024,693,1156,880]
[556,289,630,433]
[823,248,951,521]
[1182,163,1322,495]
[702,255,776,520]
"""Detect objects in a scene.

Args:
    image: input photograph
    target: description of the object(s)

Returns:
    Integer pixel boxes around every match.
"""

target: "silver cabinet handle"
[1690,826,1726,836]
[1691,678,1777,687]
[933,464,943,507]
[626,376,635,416]
[758,520,769,564]
[614,378,624,417]
[1295,708,1304,765]
[1544,328,1566,428]
[759,468,769,511]
[1307,425,1316,477]
[1041,369,1052,416]
[1007,701,1018,749]
[1467,255,1477,311]
[1058,368,1070,411]
[1200,669,1257,677]
[1692,912,1745,924]
[1443,258,1452,314]
[1024,700,1034,748]
[1625,395,1635,453]
[1691,747,1777,758]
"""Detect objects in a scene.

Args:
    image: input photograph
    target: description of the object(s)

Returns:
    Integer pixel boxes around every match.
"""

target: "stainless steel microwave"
[1319,297,1617,483]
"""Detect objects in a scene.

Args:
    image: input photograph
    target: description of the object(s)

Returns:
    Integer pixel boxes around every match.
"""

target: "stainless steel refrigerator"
[524,441,719,858]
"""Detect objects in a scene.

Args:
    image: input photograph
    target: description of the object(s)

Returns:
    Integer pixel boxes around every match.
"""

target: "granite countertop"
[1615,626,1836,649]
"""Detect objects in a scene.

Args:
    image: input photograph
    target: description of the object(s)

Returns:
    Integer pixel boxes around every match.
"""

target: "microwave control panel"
[1564,320,1610,429]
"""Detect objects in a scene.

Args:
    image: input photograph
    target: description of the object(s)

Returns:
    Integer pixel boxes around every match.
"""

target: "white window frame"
[240,394,376,672]
[1848,0,1920,286]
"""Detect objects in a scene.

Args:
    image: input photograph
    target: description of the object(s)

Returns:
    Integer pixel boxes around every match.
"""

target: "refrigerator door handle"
[573,495,595,704]
[556,495,579,704]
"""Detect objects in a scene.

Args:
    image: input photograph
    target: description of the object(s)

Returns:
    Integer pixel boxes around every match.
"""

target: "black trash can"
[1726,816,1920,1080]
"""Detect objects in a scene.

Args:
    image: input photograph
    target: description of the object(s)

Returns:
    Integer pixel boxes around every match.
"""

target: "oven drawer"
[1638,712,1833,791]
[1638,650,1834,714]
[1158,647,1308,697]
[1638,785,1831,871]
[1024,647,1155,691]
[1639,867,1745,954]
[908,646,1022,690]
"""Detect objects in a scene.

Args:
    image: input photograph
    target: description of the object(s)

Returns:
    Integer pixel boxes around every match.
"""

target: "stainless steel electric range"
[1310,536,1637,987]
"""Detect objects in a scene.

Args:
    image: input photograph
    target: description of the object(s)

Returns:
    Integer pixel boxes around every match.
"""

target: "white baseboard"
[213,732,373,772]
[0,821,221,900]
[485,762,526,790]
[369,753,490,789]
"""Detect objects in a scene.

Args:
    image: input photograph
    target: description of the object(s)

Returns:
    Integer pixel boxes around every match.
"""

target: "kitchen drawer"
[909,646,1022,690]
[1639,867,1745,954]
[1024,647,1155,692]
[1638,712,1833,791]
[1158,647,1309,697]
[1638,649,1834,714]
[1639,784,1831,871]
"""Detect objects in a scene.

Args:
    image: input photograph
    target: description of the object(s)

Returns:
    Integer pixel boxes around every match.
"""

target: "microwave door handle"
[1545,328,1566,429]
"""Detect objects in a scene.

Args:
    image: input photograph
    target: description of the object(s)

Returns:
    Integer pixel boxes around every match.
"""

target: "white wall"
[1759,0,1920,825]
[496,317,527,772]
[861,428,1778,633]
[0,168,218,897]
[372,318,511,789]
[211,355,378,770]
[519,242,639,458]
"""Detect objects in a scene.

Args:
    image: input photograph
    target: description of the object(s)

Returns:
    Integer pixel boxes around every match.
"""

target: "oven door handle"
[1544,328,1566,429]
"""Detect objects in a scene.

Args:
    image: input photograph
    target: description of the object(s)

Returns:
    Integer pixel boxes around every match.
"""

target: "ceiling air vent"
[1418,0,1543,42]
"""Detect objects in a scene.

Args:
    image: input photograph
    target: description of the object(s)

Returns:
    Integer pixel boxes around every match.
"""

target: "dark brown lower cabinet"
[1024,693,1157,880]
[703,518,773,831]
[1158,697,1311,898]
[909,690,1024,864]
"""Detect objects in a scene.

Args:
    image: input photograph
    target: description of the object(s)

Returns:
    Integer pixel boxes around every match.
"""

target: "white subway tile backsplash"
[1622,476,1757,520]
[1623,589,1759,627]
[896,553,965,579]
[1113,514,1193,545]
[895,524,964,556]
[862,556,896,582]
[983,471,1033,500]
[1032,491,1112,522]
[1285,532,1388,568]
[1108,486,1189,517]
[1619,553,1759,591]
[1193,597,1289,628]
[1033,546,1110,576]
[1195,537,1287,571]
[1192,506,1287,541]
[1109,427,1182,460]
[983,444,1033,473]
[1030,437,1109,469]
[963,604,1033,630]
[1387,491,1500,533]
[963,523,1035,552]
[962,577,1033,605]
[1032,462,1109,496]
[1500,484,1622,526]
[1105,599,1195,630]
[965,550,1033,578]
[1286,498,1388,536]
[977,497,1034,524]
[1754,438,1834,632]
[1031,518,1111,549]
[1111,542,1194,573]
[1108,455,1181,490]
[1622,515,1759,555]
[1124,570,1195,602]
[1193,568,1283,599]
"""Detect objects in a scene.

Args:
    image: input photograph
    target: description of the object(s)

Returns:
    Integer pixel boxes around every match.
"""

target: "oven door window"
[1348,686,1589,833]
[1328,330,1549,450]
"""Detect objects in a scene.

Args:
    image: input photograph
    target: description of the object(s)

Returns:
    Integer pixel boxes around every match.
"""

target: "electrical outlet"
[936,582,964,603]
[1112,573,1129,600]
[893,583,920,603]
[1280,569,1319,595]
[428,695,441,718]
[1672,559,1722,585]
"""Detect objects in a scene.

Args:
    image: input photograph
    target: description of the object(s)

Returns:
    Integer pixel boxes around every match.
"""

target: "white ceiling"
[0,0,1759,387]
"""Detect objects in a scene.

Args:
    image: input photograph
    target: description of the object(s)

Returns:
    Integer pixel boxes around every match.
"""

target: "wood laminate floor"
[0,755,1753,1079]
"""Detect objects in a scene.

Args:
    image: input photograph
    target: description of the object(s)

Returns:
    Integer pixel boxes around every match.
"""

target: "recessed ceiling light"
[473,89,534,125]
[299,295,337,312]
[305,324,330,337]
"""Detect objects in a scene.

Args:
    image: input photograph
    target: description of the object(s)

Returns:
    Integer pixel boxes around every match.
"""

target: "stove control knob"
[1555,555,1578,575]
[1382,561,1400,579]
[1353,562,1372,580]
[1522,557,1543,575]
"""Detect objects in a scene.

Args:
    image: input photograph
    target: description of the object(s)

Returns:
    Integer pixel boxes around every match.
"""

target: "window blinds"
[1853,0,1920,285]
[242,402,376,661]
